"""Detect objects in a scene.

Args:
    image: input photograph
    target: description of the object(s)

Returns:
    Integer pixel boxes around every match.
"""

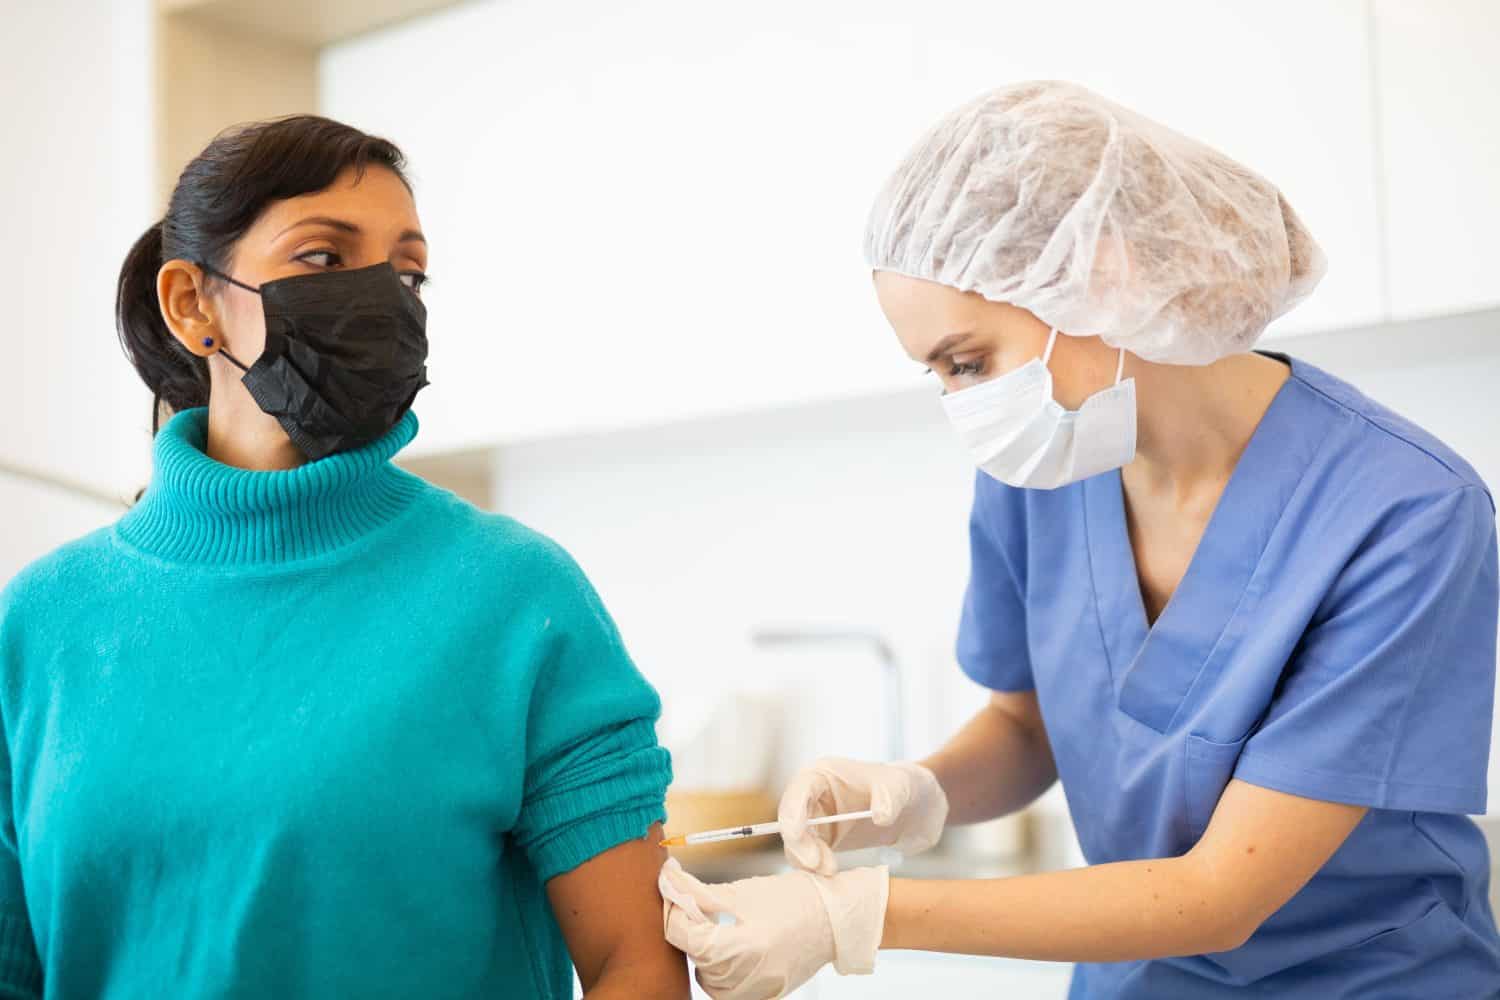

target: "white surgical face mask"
[941,328,1136,489]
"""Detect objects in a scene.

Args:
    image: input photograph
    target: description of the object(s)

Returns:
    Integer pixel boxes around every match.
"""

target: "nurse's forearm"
[880,854,1243,961]
[921,691,1056,825]
[880,781,1369,962]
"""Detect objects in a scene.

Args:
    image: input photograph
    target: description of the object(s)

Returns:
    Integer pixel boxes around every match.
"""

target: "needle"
[659,810,875,847]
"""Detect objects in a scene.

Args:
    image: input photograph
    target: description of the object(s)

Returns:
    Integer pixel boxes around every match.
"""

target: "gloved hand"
[658,857,889,1000]
[778,757,948,875]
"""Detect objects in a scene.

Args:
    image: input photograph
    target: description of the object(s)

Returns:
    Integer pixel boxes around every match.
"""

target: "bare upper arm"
[1187,779,1367,945]
[546,822,689,999]
[988,689,1050,750]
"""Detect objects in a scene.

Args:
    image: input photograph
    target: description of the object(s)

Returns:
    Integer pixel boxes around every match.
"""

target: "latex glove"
[658,857,889,1000]
[778,757,948,875]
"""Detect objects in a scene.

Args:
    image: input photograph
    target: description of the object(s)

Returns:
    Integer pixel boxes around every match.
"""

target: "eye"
[948,359,985,378]
[294,249,341,268]
[399,271,430,294]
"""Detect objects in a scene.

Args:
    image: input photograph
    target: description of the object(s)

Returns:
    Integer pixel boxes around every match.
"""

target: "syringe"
[659,810,875,847]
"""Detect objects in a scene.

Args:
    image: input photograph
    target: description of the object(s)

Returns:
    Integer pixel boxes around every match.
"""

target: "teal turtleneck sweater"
[0,408,672,998]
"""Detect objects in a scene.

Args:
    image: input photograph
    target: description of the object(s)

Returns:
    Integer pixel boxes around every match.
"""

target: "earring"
[202,337,215,348]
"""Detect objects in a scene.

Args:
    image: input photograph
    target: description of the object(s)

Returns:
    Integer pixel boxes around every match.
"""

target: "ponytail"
[115,221,208,434]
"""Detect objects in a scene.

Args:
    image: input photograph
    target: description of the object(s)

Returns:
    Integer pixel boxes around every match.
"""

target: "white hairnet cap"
[865,81,1327,365]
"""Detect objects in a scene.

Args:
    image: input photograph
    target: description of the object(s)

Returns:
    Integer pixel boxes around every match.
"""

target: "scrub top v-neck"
[956,354,1500,997]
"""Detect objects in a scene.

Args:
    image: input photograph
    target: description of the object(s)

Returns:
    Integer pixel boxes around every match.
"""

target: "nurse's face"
[872,271,1123,407]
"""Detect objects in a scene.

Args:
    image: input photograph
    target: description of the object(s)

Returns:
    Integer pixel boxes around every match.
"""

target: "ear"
[157,259,222,358]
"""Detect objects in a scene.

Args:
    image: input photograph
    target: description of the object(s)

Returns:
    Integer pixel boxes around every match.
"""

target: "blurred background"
[3,1,1498,995]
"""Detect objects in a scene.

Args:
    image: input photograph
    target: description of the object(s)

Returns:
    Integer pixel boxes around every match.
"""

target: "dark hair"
[116,115,410,433]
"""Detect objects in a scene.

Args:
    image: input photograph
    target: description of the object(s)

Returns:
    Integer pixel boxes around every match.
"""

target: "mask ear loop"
[1114,347,1126,385]
[1042,327,1060,366]
[216,347,250,373]
[198,262,256,372]
[200,263,261,295]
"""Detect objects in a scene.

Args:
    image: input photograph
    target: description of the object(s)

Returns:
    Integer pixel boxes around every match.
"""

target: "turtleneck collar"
[116,408,424,566]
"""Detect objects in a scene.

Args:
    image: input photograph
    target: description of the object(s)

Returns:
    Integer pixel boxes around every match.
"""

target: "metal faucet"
[749,626,906,761]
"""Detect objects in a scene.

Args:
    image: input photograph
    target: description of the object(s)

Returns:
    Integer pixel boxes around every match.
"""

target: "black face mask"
[205,262,430,461]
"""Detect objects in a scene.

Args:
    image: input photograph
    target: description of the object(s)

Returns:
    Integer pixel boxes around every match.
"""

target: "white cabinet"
[323,0,1387,456]
[323,0,930,456]
[1372,0,1500,321]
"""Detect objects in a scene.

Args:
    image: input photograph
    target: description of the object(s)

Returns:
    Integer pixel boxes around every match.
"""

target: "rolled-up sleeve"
[510,544,672,883]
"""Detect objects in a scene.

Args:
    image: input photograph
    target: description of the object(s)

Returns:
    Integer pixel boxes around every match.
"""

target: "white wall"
[0,0,156,562]
[496,382,980,779]
[496,310,1500,808]
[0,479,126,585]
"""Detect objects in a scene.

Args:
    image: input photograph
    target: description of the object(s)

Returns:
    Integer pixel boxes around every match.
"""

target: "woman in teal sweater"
[0,116,686,999]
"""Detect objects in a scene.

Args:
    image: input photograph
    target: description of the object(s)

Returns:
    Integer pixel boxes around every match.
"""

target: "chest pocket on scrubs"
[1184,732,1249,840]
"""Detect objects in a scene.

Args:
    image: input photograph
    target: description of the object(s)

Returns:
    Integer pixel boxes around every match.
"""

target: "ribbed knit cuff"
[0,910,41,997]
[521,720,673,882]
[531,801,669,884]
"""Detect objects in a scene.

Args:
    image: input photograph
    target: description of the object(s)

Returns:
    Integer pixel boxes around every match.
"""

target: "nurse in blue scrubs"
[661,81,1500,998]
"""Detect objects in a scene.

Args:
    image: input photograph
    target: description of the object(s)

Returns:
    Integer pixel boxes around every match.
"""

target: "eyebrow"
[925,331,976,363]
[273,215,427,245]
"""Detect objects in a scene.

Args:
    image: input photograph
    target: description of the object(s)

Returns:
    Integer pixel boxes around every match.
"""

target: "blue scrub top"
[958,355,1500,997]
